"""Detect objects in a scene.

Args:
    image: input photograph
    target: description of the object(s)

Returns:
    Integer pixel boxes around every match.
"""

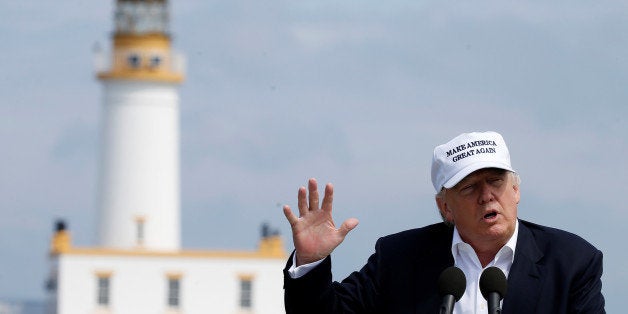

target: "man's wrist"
[288,253,325,278]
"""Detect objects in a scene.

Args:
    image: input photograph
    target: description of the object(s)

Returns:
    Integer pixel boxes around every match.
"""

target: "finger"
[297,186,308,217]
[283,205,299,226]
[338,218,359,237]
[308,178,320,211]
[321,182,334,212]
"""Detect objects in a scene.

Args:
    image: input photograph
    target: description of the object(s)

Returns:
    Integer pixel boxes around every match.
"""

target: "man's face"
[437,168,520,249]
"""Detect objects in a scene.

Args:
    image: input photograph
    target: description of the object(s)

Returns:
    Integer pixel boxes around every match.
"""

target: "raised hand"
[283,178,359,266]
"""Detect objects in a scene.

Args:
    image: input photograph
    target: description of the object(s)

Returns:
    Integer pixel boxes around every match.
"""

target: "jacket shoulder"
[376,222,453,254]
[519,219,601,257]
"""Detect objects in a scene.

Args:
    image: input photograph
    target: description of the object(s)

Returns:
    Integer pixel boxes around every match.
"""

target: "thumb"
[338,218,359,237]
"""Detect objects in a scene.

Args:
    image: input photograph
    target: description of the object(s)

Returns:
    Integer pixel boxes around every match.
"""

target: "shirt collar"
[451,219,519,265]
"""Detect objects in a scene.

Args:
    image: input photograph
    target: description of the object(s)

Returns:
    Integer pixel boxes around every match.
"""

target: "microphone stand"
[439,294,455,314]
[487,293,502,314]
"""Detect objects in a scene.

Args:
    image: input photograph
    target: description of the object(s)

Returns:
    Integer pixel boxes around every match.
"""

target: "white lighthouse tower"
[97,0,184,251]
[46,2,286,313]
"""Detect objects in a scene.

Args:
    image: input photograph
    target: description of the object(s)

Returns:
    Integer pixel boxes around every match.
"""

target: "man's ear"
[513,183,521,204]
[435,196,453,223]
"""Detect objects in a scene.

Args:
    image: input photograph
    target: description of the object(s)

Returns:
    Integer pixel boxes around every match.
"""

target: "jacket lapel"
[414,224,455,314]
[502,220,545,313]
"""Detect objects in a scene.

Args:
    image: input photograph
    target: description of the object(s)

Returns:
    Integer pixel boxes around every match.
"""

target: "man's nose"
[478,182,494,204]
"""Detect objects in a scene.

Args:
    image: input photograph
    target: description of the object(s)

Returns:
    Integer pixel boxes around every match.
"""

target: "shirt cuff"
[287,254,325,278]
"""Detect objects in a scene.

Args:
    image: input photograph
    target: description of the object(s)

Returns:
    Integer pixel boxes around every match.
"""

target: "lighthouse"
[96,0,184,251]
[46,2,286,313]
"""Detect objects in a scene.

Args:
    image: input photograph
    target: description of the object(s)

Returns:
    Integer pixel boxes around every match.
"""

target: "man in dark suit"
[282,131,604,313]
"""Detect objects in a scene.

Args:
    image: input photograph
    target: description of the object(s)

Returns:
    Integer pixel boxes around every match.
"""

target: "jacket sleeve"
[283,243,382,314]
[569,248,605,313]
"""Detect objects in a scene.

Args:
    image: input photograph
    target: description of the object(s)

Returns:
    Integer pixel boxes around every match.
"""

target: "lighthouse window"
[136,218,145,246]
[239,278,253,309]
[96,275,111,306]
[128,54,141,68]
[167,277,180,308]
[149,55,161,68]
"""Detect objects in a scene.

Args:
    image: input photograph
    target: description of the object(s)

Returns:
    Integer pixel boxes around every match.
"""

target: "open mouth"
[483,212,497,219]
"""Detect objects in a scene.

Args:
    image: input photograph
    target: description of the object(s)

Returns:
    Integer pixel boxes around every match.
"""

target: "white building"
[47,223,286,314]
[46,1,287,313]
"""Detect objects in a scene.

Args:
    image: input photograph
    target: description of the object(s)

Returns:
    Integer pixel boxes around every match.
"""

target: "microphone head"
[438,266,466,301]
[479,266,508,300]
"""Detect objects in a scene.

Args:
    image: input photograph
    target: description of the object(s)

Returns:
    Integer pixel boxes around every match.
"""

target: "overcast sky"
[1,0,626,311]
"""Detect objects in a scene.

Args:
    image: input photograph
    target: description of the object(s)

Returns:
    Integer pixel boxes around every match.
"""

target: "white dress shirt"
[453,220,519,314]
[288,253,323,278]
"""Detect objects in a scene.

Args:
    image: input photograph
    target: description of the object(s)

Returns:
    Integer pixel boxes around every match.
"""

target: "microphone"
[438,266,466,314]
[479,267,508,314]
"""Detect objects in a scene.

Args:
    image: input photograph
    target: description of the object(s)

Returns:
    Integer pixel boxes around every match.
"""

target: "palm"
[283,178,359,266]
[292,208,343,263]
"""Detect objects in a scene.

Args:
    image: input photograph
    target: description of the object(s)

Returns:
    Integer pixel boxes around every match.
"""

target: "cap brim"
[442,161,515,189]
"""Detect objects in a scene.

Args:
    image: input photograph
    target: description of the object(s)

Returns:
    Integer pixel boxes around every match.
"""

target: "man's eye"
[460,185,473,193]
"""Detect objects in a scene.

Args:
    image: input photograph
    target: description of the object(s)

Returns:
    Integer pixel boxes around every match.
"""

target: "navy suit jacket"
[283,220,604,313]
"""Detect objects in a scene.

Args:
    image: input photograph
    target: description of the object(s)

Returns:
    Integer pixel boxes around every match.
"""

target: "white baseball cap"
[431,131,515,192]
